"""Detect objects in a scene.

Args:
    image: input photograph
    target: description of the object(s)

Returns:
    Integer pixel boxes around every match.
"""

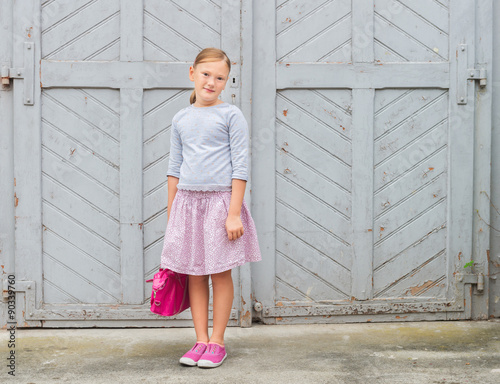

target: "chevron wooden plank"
[276,201,352,271]
[42,149,119,218]
[374,89,447,141]
[43,279,79,304]
[143,210,168,250]
[276,122,351,191]
[144,129,170,171]
[276,105,351,166]
[276,251,347,301]
[398,0,449,33]
[43,252,120,304]
[143,183,168,225]
[286,16,352,62]
[143,156,169,197]
[375,0,448,60]
[144,89,188,114]
[43,230,122,297]
[277,227,351,295]
[276,149,351,217]
[373,229,446,295]
[375,98,448,165]
[277,176,351,243]
[83,88,121,115]
[172,0,221,32]
[144,238,164,276]
[277,0,350,61]
[42,94,119,166]
[41,0,120,59]
[143,13,203,61]
[277,0,336,35]
[374,148,447,217]
[375,251,447,298]
[42,203,120,269]
[277,0,322,33]
[42,176,120,247]
[374,172,447,241]
[374,201,447,267]
[144,0,220,60]
[45,15,120,61]
[374,123,447,191]
[41,0,91,28]
[374,12,444,62]
[45,88,120,141]
[278,89,351,142]
[143,91,188,142]
[276,277,313,303]
[42,123,119,193]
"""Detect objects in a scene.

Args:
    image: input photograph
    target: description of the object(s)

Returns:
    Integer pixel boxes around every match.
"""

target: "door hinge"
[1,42,34,105]
[456,272,485,294]
[457,44,487,105]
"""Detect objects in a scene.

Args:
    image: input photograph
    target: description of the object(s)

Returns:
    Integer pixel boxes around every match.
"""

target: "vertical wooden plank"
[0,0,15,287]
[239,0,253,327]
[351,89,375,300]
[120,0,143,62]
[120,0,144,304]
[351,0,374,301]
[352,0,374,63]
[446,0,475,319]
[490,0,500,318]
[252,0,276,317]
[13,0,43,310]
[471,0,493,318]
[120,88,144,304]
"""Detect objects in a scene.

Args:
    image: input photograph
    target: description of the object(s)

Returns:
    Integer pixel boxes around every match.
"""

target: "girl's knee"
[189,274,209,284]
[210,269,233,282]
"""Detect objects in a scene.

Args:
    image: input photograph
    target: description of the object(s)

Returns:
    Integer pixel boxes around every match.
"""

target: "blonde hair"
[190,48,231,104]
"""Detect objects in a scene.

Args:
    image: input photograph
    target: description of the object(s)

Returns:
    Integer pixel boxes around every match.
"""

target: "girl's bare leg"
[188,274,210,343]
[209,269,234,346]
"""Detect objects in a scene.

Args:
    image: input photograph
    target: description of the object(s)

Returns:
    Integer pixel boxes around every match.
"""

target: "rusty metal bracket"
[1,42,34,105]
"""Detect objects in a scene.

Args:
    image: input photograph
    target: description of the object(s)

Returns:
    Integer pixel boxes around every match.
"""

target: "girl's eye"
[218,77,223,81]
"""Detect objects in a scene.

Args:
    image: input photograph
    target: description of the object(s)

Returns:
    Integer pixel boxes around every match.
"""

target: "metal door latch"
[1,42,34,105]
[457,44,487,105]
[456,272,485,294]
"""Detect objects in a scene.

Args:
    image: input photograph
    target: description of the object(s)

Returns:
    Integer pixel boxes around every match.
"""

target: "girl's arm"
[226,178,246,240]
[167,176,180,222]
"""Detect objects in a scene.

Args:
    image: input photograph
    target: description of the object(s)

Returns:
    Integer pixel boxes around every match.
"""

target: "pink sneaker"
[197,343,227,368]
[179,342,208,366]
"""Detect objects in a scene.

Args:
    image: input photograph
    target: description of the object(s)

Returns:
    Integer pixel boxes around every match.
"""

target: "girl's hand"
[225,214,244,240]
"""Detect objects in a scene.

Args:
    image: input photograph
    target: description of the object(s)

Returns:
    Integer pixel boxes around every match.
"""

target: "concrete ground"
[1,320,500,384]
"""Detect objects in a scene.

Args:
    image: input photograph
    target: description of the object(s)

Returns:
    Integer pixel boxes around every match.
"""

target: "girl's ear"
[189,66,195,82]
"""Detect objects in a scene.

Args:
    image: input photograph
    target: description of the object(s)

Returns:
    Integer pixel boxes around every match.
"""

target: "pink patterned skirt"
[160,189,262,275]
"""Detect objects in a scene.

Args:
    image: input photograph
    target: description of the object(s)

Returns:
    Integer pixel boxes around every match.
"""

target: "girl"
[160,47,262,368]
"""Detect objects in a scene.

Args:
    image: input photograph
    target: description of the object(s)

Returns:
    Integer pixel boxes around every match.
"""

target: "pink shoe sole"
[179,342,207,366]
[197,343,227,368]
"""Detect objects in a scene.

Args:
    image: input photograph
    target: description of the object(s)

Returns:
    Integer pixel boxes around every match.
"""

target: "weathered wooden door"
[251,0,491,323]
[9,0,249,327]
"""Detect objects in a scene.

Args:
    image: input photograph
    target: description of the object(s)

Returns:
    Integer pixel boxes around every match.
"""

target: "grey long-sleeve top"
[166,102,249,191]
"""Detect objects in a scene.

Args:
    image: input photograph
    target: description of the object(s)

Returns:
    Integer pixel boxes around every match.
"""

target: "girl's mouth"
[204,88,215,93]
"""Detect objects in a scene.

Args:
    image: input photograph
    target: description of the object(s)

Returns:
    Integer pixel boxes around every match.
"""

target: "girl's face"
[189,60,230,107]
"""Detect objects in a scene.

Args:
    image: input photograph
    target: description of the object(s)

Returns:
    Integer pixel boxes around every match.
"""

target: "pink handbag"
[146,268,190,316]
